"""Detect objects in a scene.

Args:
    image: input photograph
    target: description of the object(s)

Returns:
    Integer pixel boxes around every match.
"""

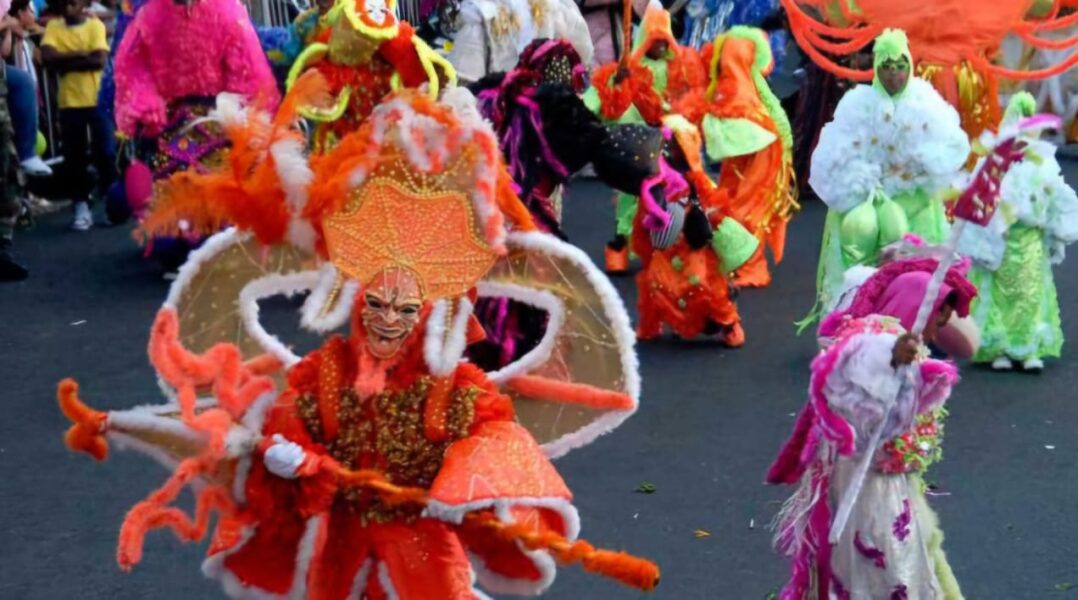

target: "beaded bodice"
[296,376,477,522]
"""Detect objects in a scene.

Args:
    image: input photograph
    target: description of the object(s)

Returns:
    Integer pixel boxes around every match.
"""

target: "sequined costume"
[113,0,280,268]
[768,261,977,600]
[632,115,758,344]
[676,25,797,288]
[957,93,1078,370]
[448,0,594,82]
[285,0,457,151]
[57,80,656,599]
[808,29,970,312]
[582,0,708,272]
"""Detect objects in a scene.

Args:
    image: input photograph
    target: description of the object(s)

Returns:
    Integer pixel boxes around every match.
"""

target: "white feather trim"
[299,263,359,333]
[495,232,640,459]
[480,282,565,384]
[238,272,322,367]
[164,228,244,310]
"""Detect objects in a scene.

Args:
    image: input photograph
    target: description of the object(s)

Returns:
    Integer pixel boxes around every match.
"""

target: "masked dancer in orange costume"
[56,78,657,599]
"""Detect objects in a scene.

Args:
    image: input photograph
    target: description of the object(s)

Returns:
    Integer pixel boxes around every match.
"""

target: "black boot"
[0,241,29,281]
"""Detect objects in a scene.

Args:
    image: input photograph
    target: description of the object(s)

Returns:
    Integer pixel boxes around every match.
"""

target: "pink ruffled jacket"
[114,0,280,136]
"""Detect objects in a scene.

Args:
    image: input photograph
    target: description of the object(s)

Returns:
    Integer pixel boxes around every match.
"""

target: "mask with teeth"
[360,268,423,359]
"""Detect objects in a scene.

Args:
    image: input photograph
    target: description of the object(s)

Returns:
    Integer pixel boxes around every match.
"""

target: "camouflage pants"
[0,66,24,242]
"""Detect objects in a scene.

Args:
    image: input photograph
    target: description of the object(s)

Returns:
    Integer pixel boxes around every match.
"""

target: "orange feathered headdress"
[143,73,527,300]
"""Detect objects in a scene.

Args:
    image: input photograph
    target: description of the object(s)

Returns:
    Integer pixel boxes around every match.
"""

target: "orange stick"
[504,375,635,411]
[333,466,660,591]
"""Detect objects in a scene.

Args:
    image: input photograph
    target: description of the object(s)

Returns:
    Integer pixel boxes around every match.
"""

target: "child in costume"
[583,0,707,273]
[957,92,1078,372]
[677,25,797,288]
[632,114,758,346]
[57,80,658,600]
[809,28,970,311]
[768,259,975,600]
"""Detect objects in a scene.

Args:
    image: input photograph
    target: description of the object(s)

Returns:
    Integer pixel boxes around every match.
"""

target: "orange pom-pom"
[57,379,108,461]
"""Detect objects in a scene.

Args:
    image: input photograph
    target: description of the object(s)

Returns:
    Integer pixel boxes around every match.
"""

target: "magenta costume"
[767,263,976,600]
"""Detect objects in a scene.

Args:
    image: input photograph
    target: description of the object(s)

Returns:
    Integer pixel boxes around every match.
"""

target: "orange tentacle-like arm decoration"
[57,308,283,570]
[779,0,878,81]
[334,466,661,592]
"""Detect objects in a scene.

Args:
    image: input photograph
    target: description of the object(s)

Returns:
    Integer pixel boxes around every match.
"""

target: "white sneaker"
[20,156,53,177]
[991,356,1013,371]
[1022,358,1044,372]
[71,202,93,231]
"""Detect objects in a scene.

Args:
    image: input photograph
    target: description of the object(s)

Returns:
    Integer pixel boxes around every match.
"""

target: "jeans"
[4,64,38,162]
[59,107,116,202]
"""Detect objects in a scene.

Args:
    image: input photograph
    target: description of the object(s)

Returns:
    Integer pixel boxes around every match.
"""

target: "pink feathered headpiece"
[819,258,978,338]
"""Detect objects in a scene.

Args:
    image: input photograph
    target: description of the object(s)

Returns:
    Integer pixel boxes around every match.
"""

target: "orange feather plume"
[140,71,334,247]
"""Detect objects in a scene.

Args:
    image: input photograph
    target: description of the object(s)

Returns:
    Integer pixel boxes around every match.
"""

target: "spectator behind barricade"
[0,0,29,281]
[42,0,114,231]
[2,2,51,176]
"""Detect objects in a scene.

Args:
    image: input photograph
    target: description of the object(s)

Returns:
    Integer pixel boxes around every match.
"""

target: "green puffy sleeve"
[713,216,760,273]
[702,114,778,162]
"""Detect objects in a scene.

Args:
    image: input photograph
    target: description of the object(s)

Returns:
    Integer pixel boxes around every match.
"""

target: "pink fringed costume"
[767,264,976,600]
[114,0,280,137]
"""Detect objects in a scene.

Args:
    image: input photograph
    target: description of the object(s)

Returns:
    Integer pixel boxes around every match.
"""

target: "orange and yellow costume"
[58,79,656,598]
[677,27,798,288]
[286,0,457,150]
[582,0,708,273]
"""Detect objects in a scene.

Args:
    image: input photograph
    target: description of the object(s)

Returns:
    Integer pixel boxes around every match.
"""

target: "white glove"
[264,434,306,479]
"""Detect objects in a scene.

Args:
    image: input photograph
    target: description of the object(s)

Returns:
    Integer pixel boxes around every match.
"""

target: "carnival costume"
[113,0,280,269]
[768,260,976,600]
[583,0,707,273]
[285,0,457,151]
[809,29,969,312]
[632,115,758,345]
[957,92,1078,371]
[677,25,797,288]
[57,77,658,599]
[781,0,1078,140]
[448,0,593,82]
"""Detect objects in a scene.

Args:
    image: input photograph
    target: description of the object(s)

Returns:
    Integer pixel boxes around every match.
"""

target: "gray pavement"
[2,166,1078,599]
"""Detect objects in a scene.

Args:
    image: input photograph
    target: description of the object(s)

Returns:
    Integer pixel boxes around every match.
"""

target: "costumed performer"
[469,37,692,368]
[957,92,1078,372]
[631,113,759,345]
[284,0,457,151]
[583,0,707,273]
[447,0,593,83]
[677,25,797,288]
[768,259,976,599]
[808,28,969,314]
[113,0,280,270]
[57,77,658,599]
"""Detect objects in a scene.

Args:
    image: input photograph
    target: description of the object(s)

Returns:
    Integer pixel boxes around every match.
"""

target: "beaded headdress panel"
[314,90,507,300]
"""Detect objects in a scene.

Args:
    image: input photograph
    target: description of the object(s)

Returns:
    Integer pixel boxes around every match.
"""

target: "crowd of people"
[14,0,1078,598]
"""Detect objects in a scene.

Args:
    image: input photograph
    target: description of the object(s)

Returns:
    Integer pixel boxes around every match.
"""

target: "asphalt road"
[2,166,1078,599]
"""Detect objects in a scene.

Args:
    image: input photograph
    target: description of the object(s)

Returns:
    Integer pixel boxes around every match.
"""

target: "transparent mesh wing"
[482,233,639,458]
[172,233,314,359]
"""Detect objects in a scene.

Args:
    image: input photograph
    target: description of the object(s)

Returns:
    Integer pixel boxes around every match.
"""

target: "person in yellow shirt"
[42,0,114,231]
